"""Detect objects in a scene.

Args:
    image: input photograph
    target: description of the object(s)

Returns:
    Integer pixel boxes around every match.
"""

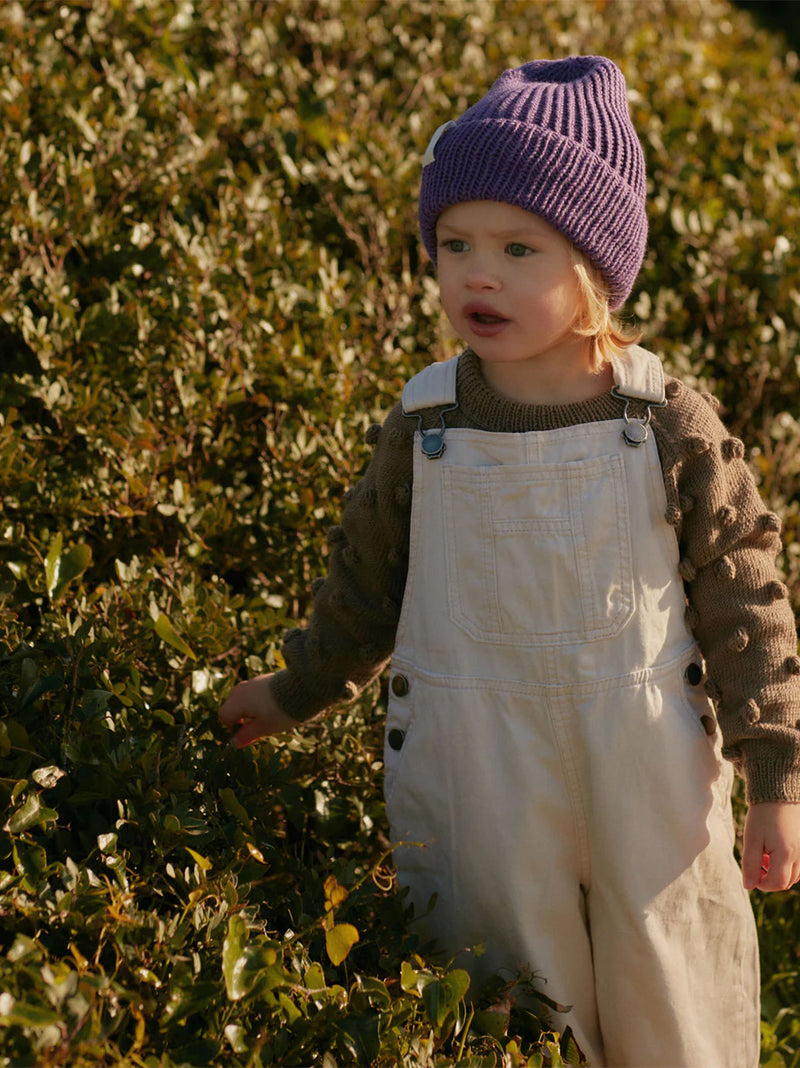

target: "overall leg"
[387,679,607,1064]
[576,672,760,1068]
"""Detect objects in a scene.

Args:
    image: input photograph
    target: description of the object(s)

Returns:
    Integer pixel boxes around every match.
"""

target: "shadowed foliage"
[0,1,798,1064]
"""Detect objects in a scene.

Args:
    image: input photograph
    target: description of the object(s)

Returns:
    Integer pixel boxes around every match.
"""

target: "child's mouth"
[466,308,511,336]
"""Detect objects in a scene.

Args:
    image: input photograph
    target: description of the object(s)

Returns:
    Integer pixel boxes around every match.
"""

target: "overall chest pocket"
[442,453,634,647]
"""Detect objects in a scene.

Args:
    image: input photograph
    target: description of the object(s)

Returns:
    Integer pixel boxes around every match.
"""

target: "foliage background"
[0,0,799,1064]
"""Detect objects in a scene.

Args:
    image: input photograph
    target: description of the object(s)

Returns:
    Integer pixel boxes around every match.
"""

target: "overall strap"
[609,345,665,404]
[401,355,460,414]
[609,346,667,448]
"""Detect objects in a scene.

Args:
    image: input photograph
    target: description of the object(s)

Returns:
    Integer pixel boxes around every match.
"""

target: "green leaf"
[53,543,92,599]
[472,1006,511,1040]
[222,916,279,1001]
[278,990,302,1025]
[219,787,253,830]
[164,980,218,1024]
[304,962,327,993]
[44,532,63,598]
[337,1013,381,1063]
[401,959,425,995]
[421,970,471,1028]
[222,916,246,999]
[325,922,359,965]
[44,535,92,601]
[6,793,59,833]
[154,612,196,659]
[560,1026,586,1066]
[357,976,392,1011]
[11,840,49,885]
[0,1000,62,1027]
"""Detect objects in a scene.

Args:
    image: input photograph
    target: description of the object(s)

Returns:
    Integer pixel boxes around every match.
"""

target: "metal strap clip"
[611,386,667,447]
[404,403,459,459]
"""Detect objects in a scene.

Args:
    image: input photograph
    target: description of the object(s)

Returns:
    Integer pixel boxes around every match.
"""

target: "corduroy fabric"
[385,354,760,1066]
[418,56,647,309]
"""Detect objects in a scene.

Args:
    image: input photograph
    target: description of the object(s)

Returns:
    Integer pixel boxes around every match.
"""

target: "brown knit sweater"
[271,349,800,804]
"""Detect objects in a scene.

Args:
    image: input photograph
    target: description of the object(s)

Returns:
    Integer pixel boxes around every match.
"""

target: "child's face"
[436,201,592,399]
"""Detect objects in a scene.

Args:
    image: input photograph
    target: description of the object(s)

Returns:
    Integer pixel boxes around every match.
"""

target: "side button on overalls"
[385,348,760,1068]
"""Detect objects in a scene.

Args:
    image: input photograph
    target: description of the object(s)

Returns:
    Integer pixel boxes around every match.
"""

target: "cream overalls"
[384,348,760,1067]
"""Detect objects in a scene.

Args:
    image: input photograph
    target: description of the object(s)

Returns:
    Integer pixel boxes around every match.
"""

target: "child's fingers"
[218,690,260,744]
[757,850,800,893]
[218,675,295,743]
[218,688,245,727]
[229,716,265,748]
[741,818,766,890]
[741,845,766,891]
[219,680,262,728]
[745,843,800,893]
[742,802,800,892]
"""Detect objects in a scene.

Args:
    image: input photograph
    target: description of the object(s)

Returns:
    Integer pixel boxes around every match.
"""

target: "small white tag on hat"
[422,120,456,167]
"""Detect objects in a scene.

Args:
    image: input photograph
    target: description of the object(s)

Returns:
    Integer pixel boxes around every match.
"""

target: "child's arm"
[219,402,415,733]
[219,673,298,747]
[652,380,800,806]
[742,801,800,891]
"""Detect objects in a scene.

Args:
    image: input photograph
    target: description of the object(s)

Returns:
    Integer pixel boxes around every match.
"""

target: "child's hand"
[218,673,297,747]
[741,801,800,892]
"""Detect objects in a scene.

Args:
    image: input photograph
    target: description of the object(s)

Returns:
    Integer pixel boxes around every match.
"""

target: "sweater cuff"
[740,743,800,804]
[268,668,338,724]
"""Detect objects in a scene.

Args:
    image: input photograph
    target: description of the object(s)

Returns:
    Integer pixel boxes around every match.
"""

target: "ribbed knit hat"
[418,56,647,309]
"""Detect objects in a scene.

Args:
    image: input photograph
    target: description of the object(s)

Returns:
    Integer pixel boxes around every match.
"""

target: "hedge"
[0,1,799,1065]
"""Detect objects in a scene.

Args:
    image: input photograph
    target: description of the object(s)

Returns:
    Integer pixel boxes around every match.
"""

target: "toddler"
[220,56,800,1067]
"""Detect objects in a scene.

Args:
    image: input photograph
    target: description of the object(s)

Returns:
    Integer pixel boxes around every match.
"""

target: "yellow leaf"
[325,923,359,966]
[324,874,348,910]
[185,847,212,871]
[245,841,266,863]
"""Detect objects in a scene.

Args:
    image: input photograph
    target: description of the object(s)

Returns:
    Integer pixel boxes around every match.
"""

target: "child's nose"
[465,259,501,290]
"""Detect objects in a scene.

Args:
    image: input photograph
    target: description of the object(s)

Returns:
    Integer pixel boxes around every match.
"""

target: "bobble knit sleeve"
[269,402,414,723]
[653,380,800,803]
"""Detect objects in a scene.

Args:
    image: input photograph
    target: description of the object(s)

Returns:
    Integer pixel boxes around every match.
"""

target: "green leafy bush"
[1,0,799,1064]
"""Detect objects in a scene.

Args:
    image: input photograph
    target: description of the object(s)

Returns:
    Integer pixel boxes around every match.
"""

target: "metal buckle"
[611,387,667,448]
[403,403,459,459]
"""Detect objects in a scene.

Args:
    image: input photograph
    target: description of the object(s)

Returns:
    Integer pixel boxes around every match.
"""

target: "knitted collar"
[455,349,625,434]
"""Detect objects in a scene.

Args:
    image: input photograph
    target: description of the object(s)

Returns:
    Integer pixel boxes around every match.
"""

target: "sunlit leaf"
[421,970,470,1028]
[245,841,266,863]
[44,533,63,599]
[0,1001,62,1027]
[185,847,212,871]
[222,916,279,1001]
[31,765,66,789]
[53,543,92,600]
[1,3,799,1065]
[325,922,359,966]
[324,873,348,910]
[154,612,196,658]
[5,794,58,833]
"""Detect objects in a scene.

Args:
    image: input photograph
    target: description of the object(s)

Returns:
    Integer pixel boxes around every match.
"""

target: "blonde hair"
[569,246,642,373]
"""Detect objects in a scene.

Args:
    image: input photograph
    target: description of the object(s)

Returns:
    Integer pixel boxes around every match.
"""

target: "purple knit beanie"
[418,56,647,309]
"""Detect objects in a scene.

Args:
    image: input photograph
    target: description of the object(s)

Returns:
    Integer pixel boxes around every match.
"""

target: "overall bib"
[385,350,760,1068]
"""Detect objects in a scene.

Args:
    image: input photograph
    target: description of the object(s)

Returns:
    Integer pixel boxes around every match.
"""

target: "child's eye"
[440,238,469,253]
[506,242,533,257]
